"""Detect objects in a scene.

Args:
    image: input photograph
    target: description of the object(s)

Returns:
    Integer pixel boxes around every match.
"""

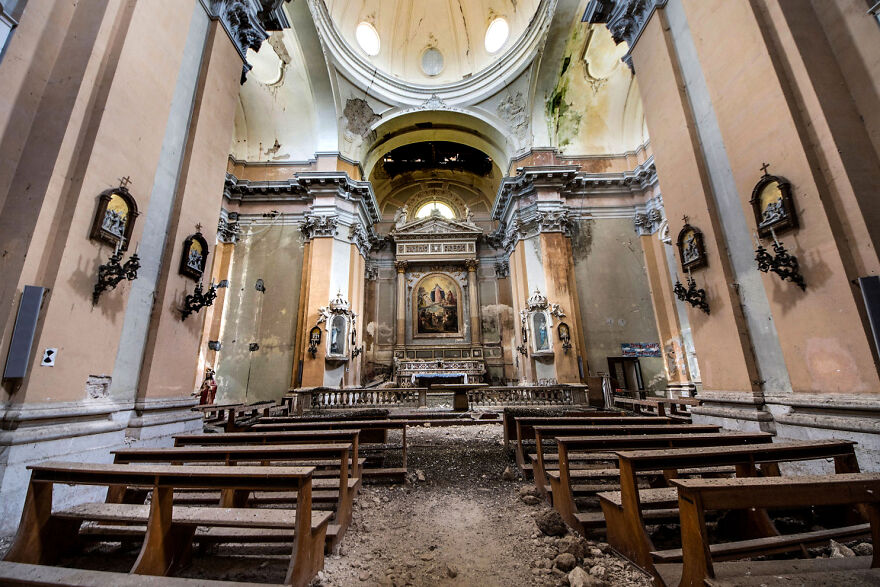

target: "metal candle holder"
[93,240,140,305]
[754,230,806,291]
[181,280,217,321]
[674,272,710,314]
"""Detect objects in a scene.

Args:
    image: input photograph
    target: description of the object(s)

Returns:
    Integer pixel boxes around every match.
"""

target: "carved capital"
[300,213,338,241]
[217,212,240,244]
[495,260,510,278]
[395,260,409,273]
[465,259,479,272]
[537,209,572,235]
[365,263,378,281]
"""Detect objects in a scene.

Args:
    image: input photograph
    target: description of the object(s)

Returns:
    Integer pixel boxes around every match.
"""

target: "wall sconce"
[93,240,140,305]
[558,322,572,354]
[181,280,217,320]
[207,340,222,351]
[754,230,806,291]
[674,272,710,314]
[351,345,363,358]
[516,343,528,357]
[308,326,322,358]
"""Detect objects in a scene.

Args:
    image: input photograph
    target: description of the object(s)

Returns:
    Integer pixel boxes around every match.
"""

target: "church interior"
[1,0,879,585]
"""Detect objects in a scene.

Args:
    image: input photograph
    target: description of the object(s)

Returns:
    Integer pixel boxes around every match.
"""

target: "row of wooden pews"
[507,410,879,586]
[612,389,702,422]
[0,410,380,585]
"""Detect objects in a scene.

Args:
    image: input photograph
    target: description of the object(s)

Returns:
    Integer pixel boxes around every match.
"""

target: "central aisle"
[317,424,651,586]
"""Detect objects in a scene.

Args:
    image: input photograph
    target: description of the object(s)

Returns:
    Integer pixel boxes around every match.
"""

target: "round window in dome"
[484,17,509,54]
[355,22,380,56]
[416,201,456,219]
[421,47,444,76]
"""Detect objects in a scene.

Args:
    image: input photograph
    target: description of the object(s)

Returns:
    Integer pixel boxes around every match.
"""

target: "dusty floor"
[315,423,651,587]
[0,423,654,586]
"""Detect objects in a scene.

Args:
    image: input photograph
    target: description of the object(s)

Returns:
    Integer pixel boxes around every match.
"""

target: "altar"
[394,358,486,387]
[389,210,487,387]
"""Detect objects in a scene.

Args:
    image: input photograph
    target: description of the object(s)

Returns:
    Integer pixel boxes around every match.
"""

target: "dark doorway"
[607,357,644,392]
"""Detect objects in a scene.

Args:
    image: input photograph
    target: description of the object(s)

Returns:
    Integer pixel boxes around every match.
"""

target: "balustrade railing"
[467,385,587,406]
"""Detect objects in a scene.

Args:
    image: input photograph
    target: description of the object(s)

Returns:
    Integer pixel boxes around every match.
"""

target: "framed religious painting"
[750,173,798,238]
[179,231,210,280]
[413,273,462,338]
[89,186,138,250]
[676,219,707,272]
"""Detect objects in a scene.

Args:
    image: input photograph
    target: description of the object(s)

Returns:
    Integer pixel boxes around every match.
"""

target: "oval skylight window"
[421,48,444,76]
[484,17,509,54]
[416,201,455,219]
[355,22,380,56]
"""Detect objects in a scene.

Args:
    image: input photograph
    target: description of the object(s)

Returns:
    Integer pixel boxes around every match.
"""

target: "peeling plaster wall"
[545,22,648,154]
[214,224,304,402]
[571,218,666,392]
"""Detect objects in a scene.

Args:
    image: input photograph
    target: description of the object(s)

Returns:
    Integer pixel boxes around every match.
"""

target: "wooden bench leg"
[677,491,713,587]
[727,464,778,540]
[132,486,195,576]
[286,480,320,587]
[4,481,83,565]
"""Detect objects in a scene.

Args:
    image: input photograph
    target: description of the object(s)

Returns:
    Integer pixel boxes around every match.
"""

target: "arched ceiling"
[231,0,650,172]
[323,0,541,86]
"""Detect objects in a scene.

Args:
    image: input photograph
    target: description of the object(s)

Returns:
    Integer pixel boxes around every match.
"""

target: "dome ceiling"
[323,0,540,86]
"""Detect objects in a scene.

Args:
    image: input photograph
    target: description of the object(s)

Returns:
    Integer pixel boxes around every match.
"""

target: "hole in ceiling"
[356,21,381,56]
[245,40,283,85]
[485,17,509,54]
[381,142,493,177]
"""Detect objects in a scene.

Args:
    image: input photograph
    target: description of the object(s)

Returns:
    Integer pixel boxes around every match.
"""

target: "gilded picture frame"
[179,232,210,280]
[750,174,798,238]
[676,221,707,272]
[89,187,138,250]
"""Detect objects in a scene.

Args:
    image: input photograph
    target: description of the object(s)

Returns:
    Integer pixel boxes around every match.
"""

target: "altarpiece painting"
[414,273,462,336]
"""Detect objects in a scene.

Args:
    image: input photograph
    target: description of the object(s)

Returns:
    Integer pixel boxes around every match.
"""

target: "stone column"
[637,215,697,395]
[466,259,481,347]
[394,261,408,348]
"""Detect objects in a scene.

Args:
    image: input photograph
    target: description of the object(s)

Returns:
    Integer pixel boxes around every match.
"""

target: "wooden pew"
[654,473,880,587]
[111,442,357,549]
[615,397,700,421]
[501,410,620,446]
[0,562,270,586]
[530,423,722,497]
[510,416,677,476]
[249,420,409,479]
[599,439,862,573]
[192,403,242,429]
[2,462,330,587]
[548,432,774,534]
[173,429,361,478]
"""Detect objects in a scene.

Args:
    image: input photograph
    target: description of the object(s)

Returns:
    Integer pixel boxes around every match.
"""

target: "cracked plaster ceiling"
[324,0,541,85]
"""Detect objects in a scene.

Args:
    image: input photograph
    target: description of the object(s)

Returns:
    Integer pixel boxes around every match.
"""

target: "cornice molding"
[224,171,381,223]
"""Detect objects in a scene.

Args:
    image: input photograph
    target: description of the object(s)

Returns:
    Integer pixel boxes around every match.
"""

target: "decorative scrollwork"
[755,233,806,291]
[93,242,140,305]
[181,280,218,321]
[673,275,709,315]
